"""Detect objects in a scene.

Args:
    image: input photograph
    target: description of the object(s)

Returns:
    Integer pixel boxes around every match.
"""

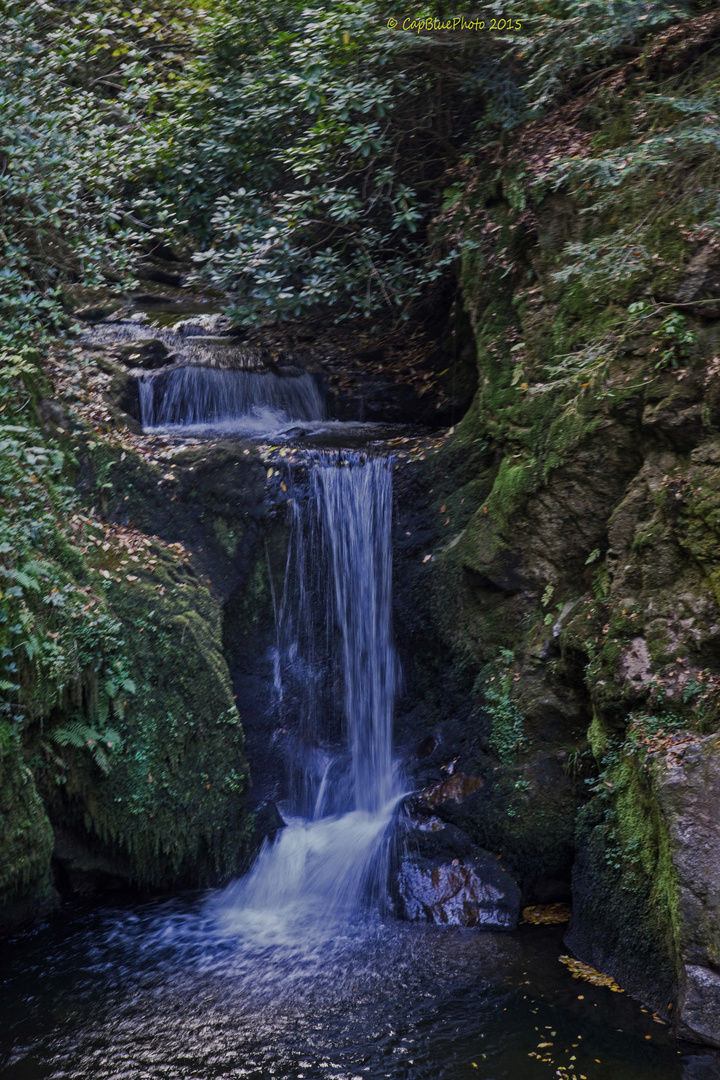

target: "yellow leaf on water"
[559,956,623,993]
[522,904,571,925]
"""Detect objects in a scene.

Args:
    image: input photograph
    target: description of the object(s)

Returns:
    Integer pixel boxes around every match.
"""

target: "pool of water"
[2,894,715,1080]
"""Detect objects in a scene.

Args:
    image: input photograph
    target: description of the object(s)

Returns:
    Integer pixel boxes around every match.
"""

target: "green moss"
[0,348,257,923]
[570,750,680,1007]
[480,649,527,763]
[571,791,678,1007]
[39,558,251,888]
[587,712,609,759]
[0,739,56,932]
[213,517,239,558]
[487,456,537,525]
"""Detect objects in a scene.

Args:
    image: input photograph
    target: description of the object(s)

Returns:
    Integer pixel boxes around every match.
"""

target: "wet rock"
[422,771,483,808]
[252,800,286,847]
[174,313,234,337]
[395,849,521,929]
[180,343,271,371]
[415,733,439,759]
[414,814,446,833]
[679,965,720,1049]
[114,338,171,369]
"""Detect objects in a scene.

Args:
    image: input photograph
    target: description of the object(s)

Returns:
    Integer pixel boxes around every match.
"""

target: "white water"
[138,365,325,437]
[212,453,402,941]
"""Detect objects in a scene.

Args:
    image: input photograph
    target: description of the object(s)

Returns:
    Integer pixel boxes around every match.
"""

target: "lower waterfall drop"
[213,452,403,940]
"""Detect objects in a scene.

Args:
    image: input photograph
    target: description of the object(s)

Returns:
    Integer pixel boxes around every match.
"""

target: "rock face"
[394,344,720,1035]
[390,16,720,1047]
[659,736,720,974]
[395,850,521,929]
[660,735,720,1047]
[680,966,720,1049]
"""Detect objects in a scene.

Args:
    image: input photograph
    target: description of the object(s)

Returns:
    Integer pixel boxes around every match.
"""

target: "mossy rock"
[567,778,679,1012]
[40,559,252,889]
[0,738,57,934]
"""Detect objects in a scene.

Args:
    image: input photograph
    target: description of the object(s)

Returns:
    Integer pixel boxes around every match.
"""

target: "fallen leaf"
[522,904,571,925]
[559,956,623,993]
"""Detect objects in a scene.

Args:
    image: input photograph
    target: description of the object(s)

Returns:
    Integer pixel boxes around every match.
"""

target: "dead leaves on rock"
[521,904,571,925]
[422,771,483,808]
[559,955,624,992]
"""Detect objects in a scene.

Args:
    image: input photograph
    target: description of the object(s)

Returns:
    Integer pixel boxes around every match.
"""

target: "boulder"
[395,847,521,929]
[679,965,720,1049]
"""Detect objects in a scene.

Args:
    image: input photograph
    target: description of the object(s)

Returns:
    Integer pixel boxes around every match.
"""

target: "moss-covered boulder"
[39,554,252,888]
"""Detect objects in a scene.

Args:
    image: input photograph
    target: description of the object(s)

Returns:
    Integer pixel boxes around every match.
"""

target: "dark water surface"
[1,893,714,1080]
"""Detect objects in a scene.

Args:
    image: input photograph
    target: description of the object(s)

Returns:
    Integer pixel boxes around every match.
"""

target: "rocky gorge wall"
[392,12,720,1048]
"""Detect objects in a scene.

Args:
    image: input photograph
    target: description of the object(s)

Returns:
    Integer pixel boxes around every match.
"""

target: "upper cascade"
[138,365,325,437]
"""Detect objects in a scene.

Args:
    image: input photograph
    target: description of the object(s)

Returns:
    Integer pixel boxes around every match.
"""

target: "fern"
[51,721,122,775]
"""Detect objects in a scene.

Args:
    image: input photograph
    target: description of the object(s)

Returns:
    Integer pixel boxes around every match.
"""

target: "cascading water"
[138,365,325,437]
[2,320,696,1080]
[213,452,403,939]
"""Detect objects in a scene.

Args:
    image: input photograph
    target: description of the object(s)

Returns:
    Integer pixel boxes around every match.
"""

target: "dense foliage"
[171,0,497,322]
[4,0,710,341]
[0,0,194,345]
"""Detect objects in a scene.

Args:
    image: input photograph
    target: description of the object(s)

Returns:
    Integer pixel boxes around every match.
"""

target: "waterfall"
[137,365,324,436]
[213,452,402,939]
[315,458,396,814]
